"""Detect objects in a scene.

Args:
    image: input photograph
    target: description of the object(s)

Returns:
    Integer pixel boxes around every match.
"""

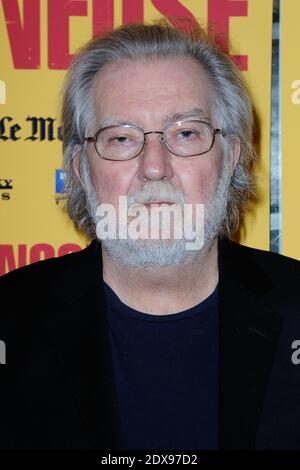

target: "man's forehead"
[92,58,212,126]
[97,107,211,128]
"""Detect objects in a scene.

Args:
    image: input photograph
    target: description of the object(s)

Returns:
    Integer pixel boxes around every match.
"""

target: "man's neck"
[101,239,219,315]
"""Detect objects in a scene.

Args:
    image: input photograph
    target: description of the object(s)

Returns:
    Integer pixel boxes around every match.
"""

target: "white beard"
[82,156,231,268]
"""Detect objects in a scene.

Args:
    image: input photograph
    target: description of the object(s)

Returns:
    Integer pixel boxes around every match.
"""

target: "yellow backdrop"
[0,0,298,275]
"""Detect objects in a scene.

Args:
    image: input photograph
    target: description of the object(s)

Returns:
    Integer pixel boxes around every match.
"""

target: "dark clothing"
[104,280,219,450]
[0,238,300,450]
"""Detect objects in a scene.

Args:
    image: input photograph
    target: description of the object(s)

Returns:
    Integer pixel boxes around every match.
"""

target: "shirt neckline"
[103,280,219,323]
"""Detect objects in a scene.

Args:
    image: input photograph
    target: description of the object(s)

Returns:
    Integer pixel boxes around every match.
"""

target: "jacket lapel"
[44,241,123,450]
[44,238,282,450]
[218,238,282,449]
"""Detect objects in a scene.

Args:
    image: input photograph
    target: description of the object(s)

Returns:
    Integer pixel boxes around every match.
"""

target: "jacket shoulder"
[0,241,100,328]
[226,239,300,291]
[231,240,299,271]
[0,242,92,290]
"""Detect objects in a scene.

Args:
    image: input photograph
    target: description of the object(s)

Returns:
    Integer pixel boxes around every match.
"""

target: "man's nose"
[136,132,174,182]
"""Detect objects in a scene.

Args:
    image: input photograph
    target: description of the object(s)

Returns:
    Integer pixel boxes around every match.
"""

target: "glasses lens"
[164,121,213,156]
[96,125,144,160]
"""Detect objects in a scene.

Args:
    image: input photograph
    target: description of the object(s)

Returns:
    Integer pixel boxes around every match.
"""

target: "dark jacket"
[0,238,299,450]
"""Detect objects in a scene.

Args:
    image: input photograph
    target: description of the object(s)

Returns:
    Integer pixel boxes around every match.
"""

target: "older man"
[0,22,299,451]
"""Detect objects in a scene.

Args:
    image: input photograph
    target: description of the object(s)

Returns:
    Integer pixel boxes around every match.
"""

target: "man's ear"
[71,145,84,187]
[228,136,241,173]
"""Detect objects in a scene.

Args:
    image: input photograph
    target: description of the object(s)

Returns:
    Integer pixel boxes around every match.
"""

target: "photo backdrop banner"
[0,0,298,275]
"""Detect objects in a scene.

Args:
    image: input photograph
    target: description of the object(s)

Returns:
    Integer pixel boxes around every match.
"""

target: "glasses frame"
[84,120,226,161]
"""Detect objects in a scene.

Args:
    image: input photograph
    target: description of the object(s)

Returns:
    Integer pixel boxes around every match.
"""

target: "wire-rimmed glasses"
[84,120,225,161]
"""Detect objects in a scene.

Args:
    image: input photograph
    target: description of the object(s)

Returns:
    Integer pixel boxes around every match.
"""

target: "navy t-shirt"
[103,280,219,450]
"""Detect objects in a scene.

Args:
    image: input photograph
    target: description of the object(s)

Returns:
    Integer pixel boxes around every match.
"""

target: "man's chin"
[99,236,202,268]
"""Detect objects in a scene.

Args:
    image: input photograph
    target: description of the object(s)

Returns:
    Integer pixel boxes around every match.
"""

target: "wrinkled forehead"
[96,108,211,130]
[90,56,215,129]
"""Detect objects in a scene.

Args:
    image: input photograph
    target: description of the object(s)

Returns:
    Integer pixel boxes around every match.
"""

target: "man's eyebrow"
[97,117,133,128]
[97,108,210,129]
[163,108,210,126]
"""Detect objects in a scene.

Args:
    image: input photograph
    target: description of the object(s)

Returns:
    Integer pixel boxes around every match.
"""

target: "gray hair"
[60,20,257,239]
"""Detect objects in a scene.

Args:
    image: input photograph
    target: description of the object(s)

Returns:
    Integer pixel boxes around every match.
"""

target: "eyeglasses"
[84,120,225,161]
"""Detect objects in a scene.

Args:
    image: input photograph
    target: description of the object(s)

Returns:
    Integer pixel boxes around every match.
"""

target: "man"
[0,22,299,451]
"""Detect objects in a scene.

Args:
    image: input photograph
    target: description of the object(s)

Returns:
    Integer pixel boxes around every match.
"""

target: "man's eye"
[108,135,130,144]
[176,130,199,139]
[180,130,194,137]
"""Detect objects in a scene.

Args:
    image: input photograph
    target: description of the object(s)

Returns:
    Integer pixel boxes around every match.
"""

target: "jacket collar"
[45,240,123,450]
[45,238,282,450]
[218,237,282,449]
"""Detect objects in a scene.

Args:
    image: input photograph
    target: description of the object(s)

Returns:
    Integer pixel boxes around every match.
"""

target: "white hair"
[60,21,257,239]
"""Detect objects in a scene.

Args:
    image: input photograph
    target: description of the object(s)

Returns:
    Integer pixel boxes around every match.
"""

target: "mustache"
[126,181,187,207]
